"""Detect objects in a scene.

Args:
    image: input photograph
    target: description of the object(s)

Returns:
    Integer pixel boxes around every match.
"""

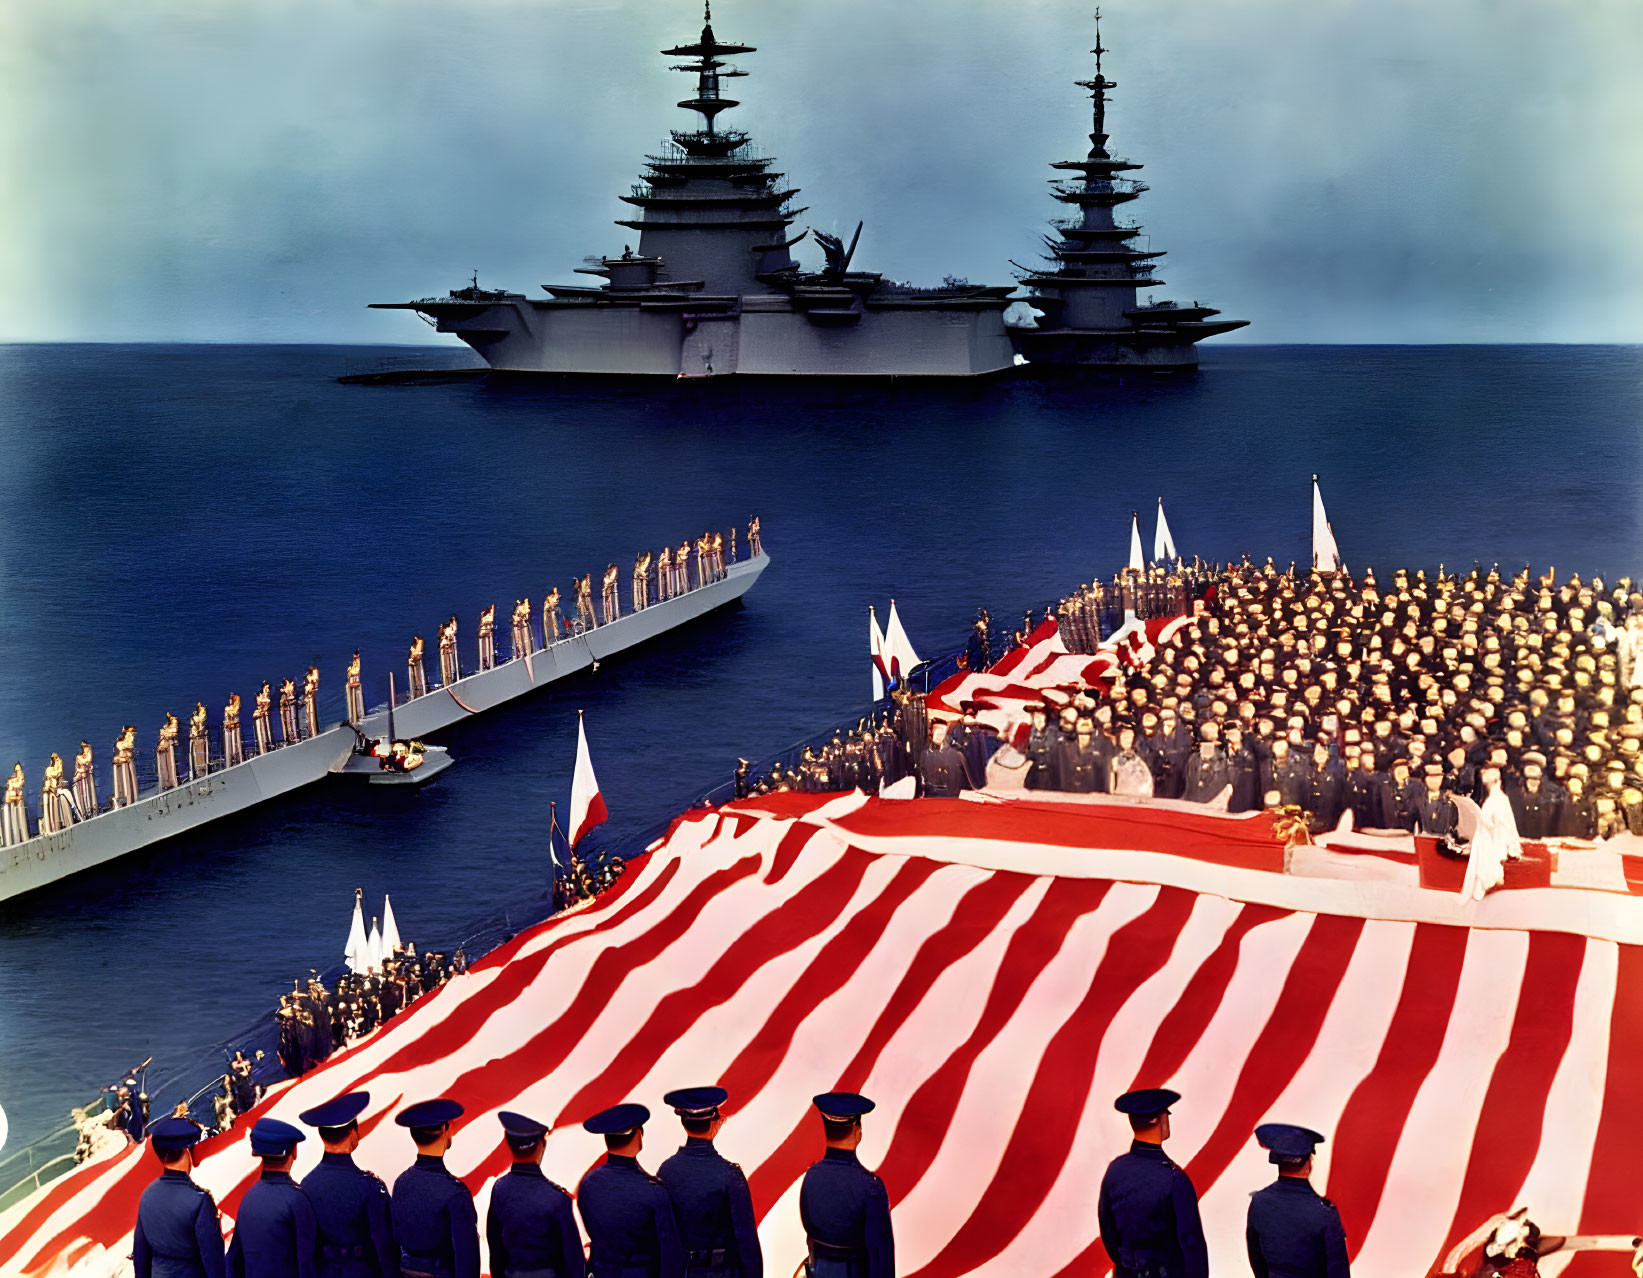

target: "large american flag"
[4,789,1642,1278]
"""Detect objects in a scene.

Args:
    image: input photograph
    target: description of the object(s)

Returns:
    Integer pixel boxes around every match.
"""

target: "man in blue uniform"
[1246,1123,1349,1278]
[1096,1088,1208,1278]
[228,1118,317,1278]
[797,1092,892,1278]
[134,1117,225,1278]
[298,1092,396,1278]
[390,1099,479,1278]
[577,1102,684,1278]
[486,1110,584,1278]
[656,1086,762,1278]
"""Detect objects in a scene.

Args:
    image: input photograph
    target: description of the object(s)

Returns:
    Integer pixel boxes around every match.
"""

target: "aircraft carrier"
[0,550,768,905]
[370,4,1018,378]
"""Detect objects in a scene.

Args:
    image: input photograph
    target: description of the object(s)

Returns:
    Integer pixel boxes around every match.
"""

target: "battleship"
[370,4,1018,377]
[1010,14,1248,367]
[0,542,768,904]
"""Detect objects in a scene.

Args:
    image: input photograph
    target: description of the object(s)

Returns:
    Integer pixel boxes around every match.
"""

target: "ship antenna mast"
[1077,7,1114,157]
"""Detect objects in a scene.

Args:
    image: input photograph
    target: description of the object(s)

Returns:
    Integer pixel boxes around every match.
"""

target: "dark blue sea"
[0,342,1638,1156]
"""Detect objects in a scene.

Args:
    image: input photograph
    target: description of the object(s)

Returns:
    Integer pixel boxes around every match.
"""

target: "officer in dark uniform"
[1415,765,1459,837]
[486,1111,584,1278]
[1096,1088,1207,1278]
[228,1118,317,1278]
[577,1102,684,1278]
[1246,1123,1349,1278]
[133,1116,226,1278]
[797,1092,892,1278]
[390,1099,479,1278]
[656,1086,762,1278]
[298,1092,396,1278]
[915,724,969,798]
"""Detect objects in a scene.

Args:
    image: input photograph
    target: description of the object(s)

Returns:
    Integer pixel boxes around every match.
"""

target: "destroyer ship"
[370,4,1018,377]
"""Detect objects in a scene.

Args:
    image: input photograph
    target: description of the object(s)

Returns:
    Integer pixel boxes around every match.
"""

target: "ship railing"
[0,1097,107,1212]
[9,538,754,839]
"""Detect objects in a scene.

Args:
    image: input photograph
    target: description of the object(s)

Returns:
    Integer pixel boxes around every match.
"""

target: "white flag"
[1312,474,1343,573]
[344,890,369,975]
[1154,499,1177,563]
[382,894,402,956]
[569,711,607,847]
[883,601,922,683]
[869,605,887,701]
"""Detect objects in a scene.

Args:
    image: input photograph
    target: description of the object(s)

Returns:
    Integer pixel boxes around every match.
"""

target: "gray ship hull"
[382,296,1018,378]
[0,554,768,905]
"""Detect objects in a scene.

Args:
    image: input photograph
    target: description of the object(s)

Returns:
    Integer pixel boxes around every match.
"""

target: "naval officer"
[227,1118,317,1278]
[577,1103,684,1278]
[133,1116,226,1278]
[1246,1124,1349,1278]
[1096,1088,1208,1278]
[656,1086,762,1278]
[798,1093,892,1278]
[390,1099,479,1278]
[486,1111,584,1278]
[298,1092,396,1278]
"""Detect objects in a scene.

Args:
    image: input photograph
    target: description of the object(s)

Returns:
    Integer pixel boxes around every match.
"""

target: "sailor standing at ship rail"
[486,1111,584,1278]
[227,1118,317,1278]
[73,740,98,816]
[347,652,366,723]
[798,1092,892,1278]
[438,617,458,686]
[1097,1088,1208,1278]
[133,1117,226,1278]
[578,1103,685,1278]
[254,683,274,754]
[390,1099,479,1278]
[543,590,562,642]
[408,637,428,699]
[114,724,139,804]
[304,667,322,739]
[223,694,245,768]
[478,605,497,672]
[4,761,30,844]
[157,712,181,789]
[299,1092,397,1278]
[656,1086,761,1278]
[189,702,210,779]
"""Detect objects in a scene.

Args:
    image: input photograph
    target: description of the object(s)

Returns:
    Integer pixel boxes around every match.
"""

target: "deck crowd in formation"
[272,944,468,1083]
[131,1083,1368,1278]
[742,561,1643,851]
[0,520,761,848]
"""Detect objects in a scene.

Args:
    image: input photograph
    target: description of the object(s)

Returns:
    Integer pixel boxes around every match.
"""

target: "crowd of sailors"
[736,560,1643,853]
[552,852,627,912]
[0,520,761,847]
[273,944,468,1081]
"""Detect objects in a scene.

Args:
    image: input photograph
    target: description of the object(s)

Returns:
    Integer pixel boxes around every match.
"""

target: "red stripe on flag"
[909,888,1201,1278]
[1333,923,1470,1256]
[1436,930,1587,1261]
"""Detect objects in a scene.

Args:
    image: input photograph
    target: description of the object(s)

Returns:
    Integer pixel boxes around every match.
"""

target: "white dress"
[1463,784,1523,900]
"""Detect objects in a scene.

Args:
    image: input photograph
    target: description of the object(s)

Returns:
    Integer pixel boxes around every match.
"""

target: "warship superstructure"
[1010,15,1247,368]
[372,4,1017,377]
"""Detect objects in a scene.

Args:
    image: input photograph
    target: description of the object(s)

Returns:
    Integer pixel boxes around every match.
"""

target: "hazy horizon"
[1,0,1640,346]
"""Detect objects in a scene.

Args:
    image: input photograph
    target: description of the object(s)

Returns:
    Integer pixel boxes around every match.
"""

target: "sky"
[0,0,1640,345]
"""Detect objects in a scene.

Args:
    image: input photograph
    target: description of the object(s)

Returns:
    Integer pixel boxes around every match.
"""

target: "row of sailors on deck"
[134,1084,1363,1278]
[0,523,763,844]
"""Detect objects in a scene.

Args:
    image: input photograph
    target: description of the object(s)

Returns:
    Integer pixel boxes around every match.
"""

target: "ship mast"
[663,0,753,139]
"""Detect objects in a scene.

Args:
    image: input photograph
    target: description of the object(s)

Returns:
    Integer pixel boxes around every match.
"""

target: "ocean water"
[0,341,1637,1154]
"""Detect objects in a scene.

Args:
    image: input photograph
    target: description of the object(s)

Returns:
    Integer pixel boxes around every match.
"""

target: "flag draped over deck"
[5,791,1642,1278]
